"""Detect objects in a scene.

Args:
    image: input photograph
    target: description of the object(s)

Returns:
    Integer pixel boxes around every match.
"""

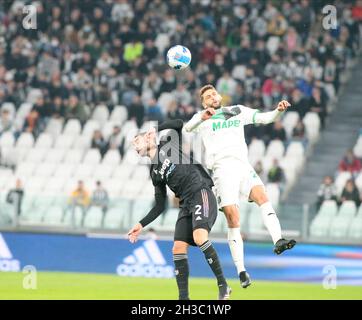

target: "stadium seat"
[103,178,123,197]
[25,148,48,164]
[248,139,265,159]
[16,102,33,119]
[157,93,175,114]
[63,119,82,136]
[104,199,131,229]
[265,140,285,161]
[93,164,114,180]
[248,203,265,234]
[285,141,304,158]
[239,201,251,231]
[102,149,121,166]
[113,163,136,180]
[92,105,109,127]
[0,132,15,148]
[44,177,67,193]
[120,179,144,199]
[282,111,299,138]
[74,164,95,179]
[15,162,36,178]
[355,172,362,192]
[130,199,154,226]
[35,133,53,149]
[83,149,101,165]
[15,132,35,149]
[353,137,362,158]
[33,163,56,178]
[154,33,170,54]
[45,118,63,139]
[42,205,64,225]
[329,215,352,238]
[63,149,84,164]
[109,105,128,124]
[72,136,91,150]
[82,120,100,138]
[316,200,338,218]
[231,65,246,81]
[348,216,362,239]
[55,134,75,149]
[335,171,352,196]
[131,165,150,181]
[53,164,76,178]
[309,216,332,238]
[303,112,320,143]
[265,183,280,208]
[102,121,117,139]
[84,206,104,228]
[159,208,178,231]
[0,168,14,190]
[338,201,357,218]
[43,148,66,164]
[1,102,16,118]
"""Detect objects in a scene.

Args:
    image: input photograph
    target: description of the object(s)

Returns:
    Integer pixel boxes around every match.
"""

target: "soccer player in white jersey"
[184,84,296,288]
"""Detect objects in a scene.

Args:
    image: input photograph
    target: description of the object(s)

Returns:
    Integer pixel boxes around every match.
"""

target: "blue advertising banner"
[1,232,362,285]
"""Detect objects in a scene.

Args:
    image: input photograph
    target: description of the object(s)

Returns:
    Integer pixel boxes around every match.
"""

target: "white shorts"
[212,157,264,208]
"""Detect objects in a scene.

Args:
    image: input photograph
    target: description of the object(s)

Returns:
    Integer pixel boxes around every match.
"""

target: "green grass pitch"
[0,271,361,300]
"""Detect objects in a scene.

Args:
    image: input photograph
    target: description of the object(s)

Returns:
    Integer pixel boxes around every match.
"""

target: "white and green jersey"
[184,105,260,169]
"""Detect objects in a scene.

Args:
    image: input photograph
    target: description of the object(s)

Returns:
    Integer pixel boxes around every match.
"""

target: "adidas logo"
[0,233,20,272]
[117,239,173,278]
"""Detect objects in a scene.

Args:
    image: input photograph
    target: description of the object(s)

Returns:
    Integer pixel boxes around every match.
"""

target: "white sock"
[227,228,246,274]
[260,202,282,245]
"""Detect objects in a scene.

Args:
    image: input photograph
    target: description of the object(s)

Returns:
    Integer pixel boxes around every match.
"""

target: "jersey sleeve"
[139,183,167,227]
[184,112,203,133]
[235,105,260,126]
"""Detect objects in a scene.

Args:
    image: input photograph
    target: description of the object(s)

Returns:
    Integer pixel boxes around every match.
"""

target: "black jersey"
[139,119,214,227]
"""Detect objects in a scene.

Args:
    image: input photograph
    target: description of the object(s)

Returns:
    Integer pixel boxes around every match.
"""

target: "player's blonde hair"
[199,84,216,103]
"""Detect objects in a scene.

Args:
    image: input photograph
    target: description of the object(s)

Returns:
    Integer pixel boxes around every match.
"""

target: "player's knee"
[193,229,209,246]
[172,241,188,255]
[250,188,268,205]
[223,205,240,228]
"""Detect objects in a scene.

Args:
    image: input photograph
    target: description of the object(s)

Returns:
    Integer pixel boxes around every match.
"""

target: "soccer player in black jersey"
[127,119,232,300]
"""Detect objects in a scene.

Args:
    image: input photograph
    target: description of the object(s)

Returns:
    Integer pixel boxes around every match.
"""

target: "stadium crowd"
[0,0,361,146]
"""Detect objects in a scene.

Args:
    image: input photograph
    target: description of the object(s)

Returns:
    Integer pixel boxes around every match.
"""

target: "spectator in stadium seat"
[338,150,362,177]
[64,95,89,126]
[290,88,310,119]
[267,159,285,185]
[91,181,109,228]
[63,180,90,227]
[0,109,15,136]
[6,178,24,221]
[255,160,266,182]
[107,125,125,157]
[316,175,338,210]
[309,86,328,129]
[340,179,361,207]
[145,98,164,122]
[268,120,287,143]
[91,130,108,157]
[127,94,145,128]
[291,119,308,148]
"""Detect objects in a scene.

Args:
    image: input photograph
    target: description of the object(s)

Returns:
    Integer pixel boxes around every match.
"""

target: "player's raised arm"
[237,100,291,126]
[184,108,215,132]
[127,184,167,243]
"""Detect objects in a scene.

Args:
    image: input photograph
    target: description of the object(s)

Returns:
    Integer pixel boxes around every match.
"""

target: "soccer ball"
[166,45,192,70]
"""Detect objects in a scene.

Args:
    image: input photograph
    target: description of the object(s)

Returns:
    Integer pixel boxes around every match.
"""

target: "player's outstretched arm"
[184,108,215,132]
[128,185,167,243]
[253,100,291,125]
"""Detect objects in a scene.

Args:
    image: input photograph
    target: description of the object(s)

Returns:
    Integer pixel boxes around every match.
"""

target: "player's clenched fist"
[277,100,291,112]
[201,108,216,120]
[128,223,143,243]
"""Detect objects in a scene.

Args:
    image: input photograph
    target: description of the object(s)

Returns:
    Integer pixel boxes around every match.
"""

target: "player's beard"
[210,101,221,109]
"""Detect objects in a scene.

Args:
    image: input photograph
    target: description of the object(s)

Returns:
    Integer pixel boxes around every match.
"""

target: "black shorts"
[174,188,218,246]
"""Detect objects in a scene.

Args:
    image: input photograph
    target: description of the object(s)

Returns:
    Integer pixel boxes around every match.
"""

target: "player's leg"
[191,188,231,300]
[222,204,250,287]
[249,185,296,254]
[214,162,249,287]
[172,240,190,300]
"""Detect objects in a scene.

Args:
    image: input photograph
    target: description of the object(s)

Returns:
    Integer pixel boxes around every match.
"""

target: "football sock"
[173,254,189,300]
[227,227,246,273]
[260,202,282,245]
[199,240,227,287]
